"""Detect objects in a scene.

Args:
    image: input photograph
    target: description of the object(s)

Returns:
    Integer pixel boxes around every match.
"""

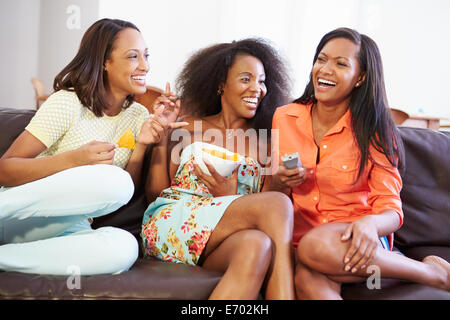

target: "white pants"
[0,165,138,275]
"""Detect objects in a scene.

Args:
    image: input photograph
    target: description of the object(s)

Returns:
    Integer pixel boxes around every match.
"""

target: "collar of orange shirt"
[285,102,352,136]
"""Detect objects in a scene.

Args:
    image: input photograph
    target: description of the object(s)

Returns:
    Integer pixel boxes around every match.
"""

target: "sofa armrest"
[395,127,450,249]
[0,108,36,157]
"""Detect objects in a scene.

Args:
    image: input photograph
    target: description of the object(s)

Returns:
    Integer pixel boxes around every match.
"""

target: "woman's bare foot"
[422,255,450,291]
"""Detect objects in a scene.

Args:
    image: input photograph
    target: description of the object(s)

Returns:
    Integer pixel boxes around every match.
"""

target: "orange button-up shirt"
[272,103,403,249]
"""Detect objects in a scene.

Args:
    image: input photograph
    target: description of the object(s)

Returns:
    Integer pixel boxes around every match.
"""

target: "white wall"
[0,0,40,109]
[359,0,450,119]
[99,0,450,120]
[1,0,449,122]
[38,0,99,96]
[0,0,99,109]
[99,0,225,93]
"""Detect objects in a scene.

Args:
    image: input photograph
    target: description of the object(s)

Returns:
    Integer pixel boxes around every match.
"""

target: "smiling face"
[220,54,267,119]
[312,37,364,108]
[104,28,149,102]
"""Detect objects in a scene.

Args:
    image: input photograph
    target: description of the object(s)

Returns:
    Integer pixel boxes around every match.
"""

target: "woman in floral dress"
[142,38,295,299]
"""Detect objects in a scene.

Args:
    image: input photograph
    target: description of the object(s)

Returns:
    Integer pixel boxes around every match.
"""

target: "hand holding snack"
[202,148,240,162]
[192,142,242,177]
[193,158,239,197]
[71,141,117,166]
[116,128,136,149]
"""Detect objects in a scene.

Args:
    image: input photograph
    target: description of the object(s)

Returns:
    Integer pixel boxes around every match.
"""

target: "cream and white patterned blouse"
[25,90,150,169]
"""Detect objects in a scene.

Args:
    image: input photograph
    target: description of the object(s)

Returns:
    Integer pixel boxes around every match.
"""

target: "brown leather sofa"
[0,107,449,300]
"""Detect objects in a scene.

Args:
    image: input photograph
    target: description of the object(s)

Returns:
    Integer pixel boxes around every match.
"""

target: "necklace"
[225,129,234,141]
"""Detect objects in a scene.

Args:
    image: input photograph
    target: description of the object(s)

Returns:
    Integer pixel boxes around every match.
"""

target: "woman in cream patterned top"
[0,18,186,276]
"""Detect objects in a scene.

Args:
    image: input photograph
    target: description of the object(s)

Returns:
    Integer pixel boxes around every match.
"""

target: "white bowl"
[192,142,243,177]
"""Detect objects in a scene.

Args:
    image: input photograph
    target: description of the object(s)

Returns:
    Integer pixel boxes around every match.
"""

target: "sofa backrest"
[394,127,450,249]
[0,108,36,157]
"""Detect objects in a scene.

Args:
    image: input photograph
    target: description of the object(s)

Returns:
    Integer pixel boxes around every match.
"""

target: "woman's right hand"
[192,159,239,197]
[69,141,117,166]
[269,164,307,192]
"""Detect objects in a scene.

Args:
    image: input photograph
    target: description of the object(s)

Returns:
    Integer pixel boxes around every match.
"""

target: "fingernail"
[344,265,350,271]
[344,257,349,263]
[351,268,357,273]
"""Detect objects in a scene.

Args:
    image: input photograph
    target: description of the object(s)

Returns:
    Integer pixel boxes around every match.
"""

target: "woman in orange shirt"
[270,27,449,299]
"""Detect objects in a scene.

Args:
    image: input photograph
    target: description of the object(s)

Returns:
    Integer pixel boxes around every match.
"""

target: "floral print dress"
[141,142,263,265]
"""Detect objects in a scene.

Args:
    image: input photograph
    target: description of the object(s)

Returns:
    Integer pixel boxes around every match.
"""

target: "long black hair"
[295,27,404,179]
[176,38,291,131]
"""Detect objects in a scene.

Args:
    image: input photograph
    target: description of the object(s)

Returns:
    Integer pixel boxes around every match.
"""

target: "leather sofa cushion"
[401,245,450,262]
[341,245,450,300]
[0,258,222,300]
[342,279,450,300]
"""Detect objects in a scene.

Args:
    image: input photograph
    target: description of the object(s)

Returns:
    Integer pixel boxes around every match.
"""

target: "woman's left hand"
[341,216,380,273]
[192,159,239,197]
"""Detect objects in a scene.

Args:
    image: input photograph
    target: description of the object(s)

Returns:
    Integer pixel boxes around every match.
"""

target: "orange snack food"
[202,148,239,161]
[116,128,136,150]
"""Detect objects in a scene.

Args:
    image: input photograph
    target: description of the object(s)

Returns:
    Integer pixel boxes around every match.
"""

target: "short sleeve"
[271,109,281,175]
[132,103,150,136]
[25,90,78,148]
[367,146,404,228]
